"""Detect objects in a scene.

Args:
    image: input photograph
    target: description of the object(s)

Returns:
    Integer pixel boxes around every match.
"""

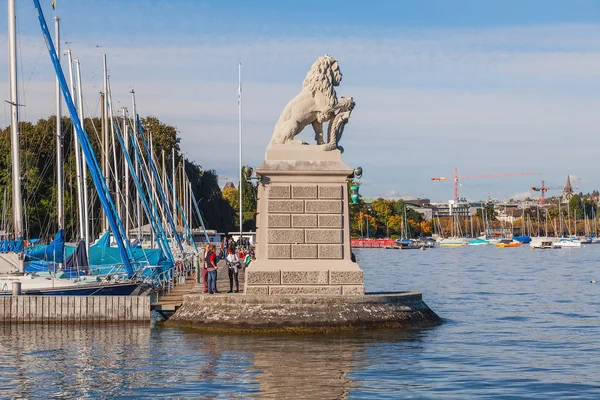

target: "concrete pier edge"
[165,292,441,334]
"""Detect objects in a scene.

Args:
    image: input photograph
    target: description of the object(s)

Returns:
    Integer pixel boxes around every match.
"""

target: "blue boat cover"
[24,230,65,273]
[64,239,88,270]
[94,230,111,248]
[64,231,172,274]
[25,229,64,263]
[0,238,24,253]
[513,235,532,244]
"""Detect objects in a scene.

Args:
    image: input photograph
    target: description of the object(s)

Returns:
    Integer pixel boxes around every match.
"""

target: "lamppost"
[349,167,362,204]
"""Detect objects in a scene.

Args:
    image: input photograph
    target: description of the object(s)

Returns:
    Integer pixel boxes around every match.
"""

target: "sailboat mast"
[149,131,156,247]
[183,158,188,240]
[123,106,130,239]
[107,78,121,222]
[75,59,89,249]
[172,147,176,236]
[8,0,22,245]
[131,90,141,241]
[54,16,63,231]
[66,50,84,240]
[238,61,243,242]
[2,188,6,237]
[162,149,167,233]
[102,54,109,232]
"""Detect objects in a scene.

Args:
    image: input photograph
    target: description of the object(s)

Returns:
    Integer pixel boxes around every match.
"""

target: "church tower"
[562,175,574,204]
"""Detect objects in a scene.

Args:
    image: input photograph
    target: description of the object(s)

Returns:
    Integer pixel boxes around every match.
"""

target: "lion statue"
[268,54,355,149]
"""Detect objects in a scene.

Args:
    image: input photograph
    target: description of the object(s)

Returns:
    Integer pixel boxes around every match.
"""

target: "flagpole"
[238,61,243,245]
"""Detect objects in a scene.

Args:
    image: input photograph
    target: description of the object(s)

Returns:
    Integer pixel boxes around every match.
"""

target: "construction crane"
[530,179,574,206]
[431,168,541,201]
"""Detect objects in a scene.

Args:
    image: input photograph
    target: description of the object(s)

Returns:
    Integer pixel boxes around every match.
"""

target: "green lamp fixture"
[350,166,362,204]
[350,184,360,204]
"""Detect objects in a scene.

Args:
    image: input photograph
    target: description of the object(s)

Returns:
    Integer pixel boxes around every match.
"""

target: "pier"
[0,295,150,324]
[152,259,247,319]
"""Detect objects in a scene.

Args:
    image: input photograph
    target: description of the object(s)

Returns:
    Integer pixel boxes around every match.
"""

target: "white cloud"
[509,191,533,201]
[2,23,600,200]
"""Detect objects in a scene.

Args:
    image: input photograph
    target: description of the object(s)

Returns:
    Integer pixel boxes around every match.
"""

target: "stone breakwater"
[165,292,441,333]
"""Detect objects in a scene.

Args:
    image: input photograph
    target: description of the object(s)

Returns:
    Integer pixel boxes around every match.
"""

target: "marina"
[1,0,600,398]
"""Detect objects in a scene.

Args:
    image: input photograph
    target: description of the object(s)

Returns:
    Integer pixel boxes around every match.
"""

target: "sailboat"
[439,214,467,247]
[0,1,146,295]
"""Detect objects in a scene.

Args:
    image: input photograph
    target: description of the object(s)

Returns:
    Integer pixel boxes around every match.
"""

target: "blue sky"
[2,1,600,202]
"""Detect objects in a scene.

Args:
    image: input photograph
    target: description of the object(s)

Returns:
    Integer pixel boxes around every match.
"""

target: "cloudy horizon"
[2,1,599,202]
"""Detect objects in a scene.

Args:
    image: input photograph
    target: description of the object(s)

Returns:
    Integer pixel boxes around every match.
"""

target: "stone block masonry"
[268,229,304,244]
[266,184,345,260]
[247,151,365,297]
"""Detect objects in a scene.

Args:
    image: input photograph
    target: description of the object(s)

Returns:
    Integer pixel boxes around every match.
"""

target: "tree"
[0,115,239,241]
[582,198,596,219]
[371,198,395,237]
[388,215,402,236]
[238,166,258,231]
[354,211,376,238]
[394,199,406,217]
[185,162,236,234]
[140,116,180,158]
[568,194,584,220]
[475,204,497,221]
[221,183,238,211]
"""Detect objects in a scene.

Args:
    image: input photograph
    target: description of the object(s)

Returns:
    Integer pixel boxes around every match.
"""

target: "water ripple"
[1,246,600,398]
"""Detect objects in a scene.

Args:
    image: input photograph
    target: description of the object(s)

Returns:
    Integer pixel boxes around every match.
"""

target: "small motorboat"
[529,237,562,249]
[467,238,490,246]
[439,238,467,247]
[538,241,562,249]
[496,239,521,248]
[558,237,582,248]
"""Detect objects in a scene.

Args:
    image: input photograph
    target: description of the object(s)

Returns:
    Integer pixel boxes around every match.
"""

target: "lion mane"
[301,55,339,113]
[269,54,344,146]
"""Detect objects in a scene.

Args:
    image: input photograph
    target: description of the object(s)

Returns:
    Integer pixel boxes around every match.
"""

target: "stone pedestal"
[244,145,364,296]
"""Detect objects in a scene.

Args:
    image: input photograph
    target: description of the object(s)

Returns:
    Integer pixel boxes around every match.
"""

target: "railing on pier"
[152,256,196,296]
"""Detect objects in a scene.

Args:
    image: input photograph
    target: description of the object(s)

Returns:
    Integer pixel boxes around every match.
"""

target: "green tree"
[475,204,497,221]
[394,199,406,217]
[0,115,239,241]
[568,194,584,220]
[139,116,180,158]
[371,198,395,237]
[187,164,236,234]
[221,184,238,211]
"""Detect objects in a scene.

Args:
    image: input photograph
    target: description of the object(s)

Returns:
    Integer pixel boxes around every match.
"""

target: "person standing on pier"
[226,247,240,293]
[202,243,211,293]
[206,244,219,294]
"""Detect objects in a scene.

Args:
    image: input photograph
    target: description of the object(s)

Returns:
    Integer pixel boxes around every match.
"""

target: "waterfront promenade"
[195,257,247,294]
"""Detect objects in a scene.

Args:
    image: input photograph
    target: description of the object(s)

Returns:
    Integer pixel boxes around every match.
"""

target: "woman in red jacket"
[206,244,219,294]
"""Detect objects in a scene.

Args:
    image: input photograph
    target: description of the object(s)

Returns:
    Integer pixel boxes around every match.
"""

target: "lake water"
[1,245,599,399]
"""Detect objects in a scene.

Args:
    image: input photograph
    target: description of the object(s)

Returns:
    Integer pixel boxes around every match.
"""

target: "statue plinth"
[244,145,364,296]
[165,56,441,332]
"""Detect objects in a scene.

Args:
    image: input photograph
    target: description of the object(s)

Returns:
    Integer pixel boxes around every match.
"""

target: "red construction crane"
[431,168,541,201]
[530,180,572,206]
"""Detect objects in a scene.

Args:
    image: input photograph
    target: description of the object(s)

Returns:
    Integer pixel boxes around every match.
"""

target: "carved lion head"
[302,54,341,108]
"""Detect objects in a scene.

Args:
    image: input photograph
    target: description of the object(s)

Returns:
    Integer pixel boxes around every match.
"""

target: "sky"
[1,0,600,203]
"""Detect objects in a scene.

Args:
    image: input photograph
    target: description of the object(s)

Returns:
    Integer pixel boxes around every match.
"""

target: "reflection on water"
[0,324,430,398]
[0,324,151,398]
[2,246,600,398]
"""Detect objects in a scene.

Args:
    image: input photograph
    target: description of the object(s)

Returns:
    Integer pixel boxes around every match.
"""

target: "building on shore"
[562,175,574,204]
